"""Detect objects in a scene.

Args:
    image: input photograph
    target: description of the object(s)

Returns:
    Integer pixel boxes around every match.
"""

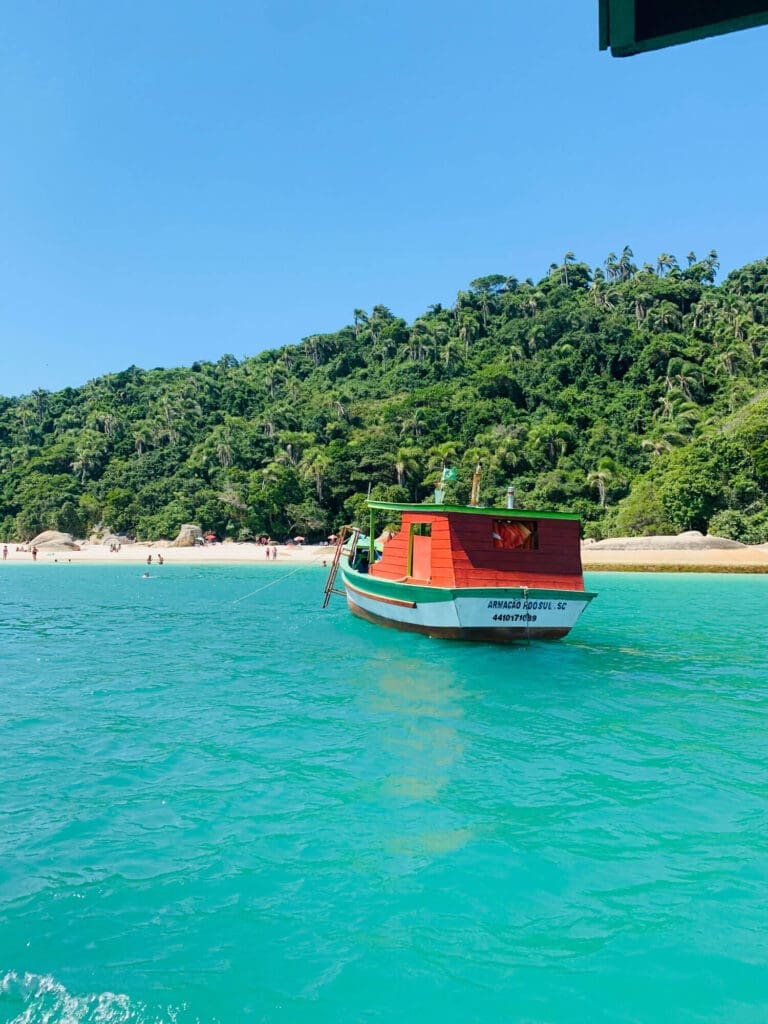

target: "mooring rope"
[231,554,327,605]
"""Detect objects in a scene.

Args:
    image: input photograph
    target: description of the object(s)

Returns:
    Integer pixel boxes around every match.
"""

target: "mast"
[469,464,481,507]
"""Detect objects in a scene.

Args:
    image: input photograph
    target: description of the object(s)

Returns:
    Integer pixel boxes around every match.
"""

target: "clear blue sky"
[2,1,767,397]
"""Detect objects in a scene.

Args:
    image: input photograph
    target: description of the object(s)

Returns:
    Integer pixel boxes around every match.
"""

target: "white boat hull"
[341,568,595,642]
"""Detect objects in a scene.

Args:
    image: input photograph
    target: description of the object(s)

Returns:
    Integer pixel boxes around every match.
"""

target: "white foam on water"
[0,972,192,1024]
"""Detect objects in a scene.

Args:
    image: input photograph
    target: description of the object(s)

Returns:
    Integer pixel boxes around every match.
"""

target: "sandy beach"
[580,544,768,573]
[0,540,335,566]
[3,535,768,572]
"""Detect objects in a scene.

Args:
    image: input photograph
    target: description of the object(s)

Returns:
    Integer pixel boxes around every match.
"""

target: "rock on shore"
[29,530,81,551]
[586,531,745,551]
[171,524,203,547]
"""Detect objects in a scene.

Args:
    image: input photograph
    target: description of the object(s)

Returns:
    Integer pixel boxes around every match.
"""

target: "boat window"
[492,519,537,550]
[411,523,432,537]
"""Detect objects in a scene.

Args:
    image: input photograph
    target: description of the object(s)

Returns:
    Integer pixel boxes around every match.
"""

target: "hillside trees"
[1,253,768,542]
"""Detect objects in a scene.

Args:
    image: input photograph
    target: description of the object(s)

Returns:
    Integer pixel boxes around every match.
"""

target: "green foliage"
[657,447,724,532]
[2,251,768,541]
[708,508,768,544]
[610,475,676,537]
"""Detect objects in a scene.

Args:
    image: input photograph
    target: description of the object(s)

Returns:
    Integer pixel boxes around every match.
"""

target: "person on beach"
[271,545,277,560]
[147,554,152,565]
[32,547,38,561]
[2,545,7,560]
[157,553,164,565]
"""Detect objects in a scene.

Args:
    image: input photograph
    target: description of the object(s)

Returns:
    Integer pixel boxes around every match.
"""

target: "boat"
[323,498,597,642]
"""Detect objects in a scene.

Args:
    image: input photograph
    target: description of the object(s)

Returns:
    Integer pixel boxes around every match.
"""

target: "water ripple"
[2,567,768,1022]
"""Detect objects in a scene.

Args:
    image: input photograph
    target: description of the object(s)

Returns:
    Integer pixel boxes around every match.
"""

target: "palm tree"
[506,342,525,363]
[399,410,425,440]
[528,419,574,467]
[352,308,369,338]
[705,249,720,281]
[715,345,748,377]
[71,450,94,485]
[641,431,685,457]
[648,301,682,332]
[526,325,545,357]
[300,447,332,501]
[132,419,153,456]
[665,357,701,400]
[30,389,49,424]
[71,430,105,484]
[476,425,526,476]
[587,459,615,508]
[427,442,459,480]
[408,320,431,361]
[441,339,458,367]
[654,391,677,420]
[590,269,609,308]
[451,290,473,322]
[264,367,282,399]
[618,245,636,281]
[87,408,121,438]
[656,253,677,278]
[561,252,576,287]
[276,430,313,467]
[305,335,325,367]
[691,294,717,329]
[668,399,701,435]
[634,291,652,327]
[605,252,619,281]
[458,311,480,356]
[393,447,421,489]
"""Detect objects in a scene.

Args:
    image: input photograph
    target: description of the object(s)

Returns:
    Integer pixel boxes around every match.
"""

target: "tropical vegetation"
[2,248,768,544]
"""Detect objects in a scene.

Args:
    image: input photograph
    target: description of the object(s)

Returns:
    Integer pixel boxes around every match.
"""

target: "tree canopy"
[2,250,768,544]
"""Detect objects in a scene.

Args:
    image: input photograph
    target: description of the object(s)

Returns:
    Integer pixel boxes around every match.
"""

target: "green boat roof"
[367,500,581,521]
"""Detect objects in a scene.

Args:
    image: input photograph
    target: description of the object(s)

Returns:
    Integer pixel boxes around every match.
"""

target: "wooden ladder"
[322,525,359,608]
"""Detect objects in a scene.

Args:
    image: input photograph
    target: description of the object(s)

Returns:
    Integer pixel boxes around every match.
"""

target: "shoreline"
[2,538,768,572]
[582,562,768,574]
[0,541,335,566]
[580,545,768,574]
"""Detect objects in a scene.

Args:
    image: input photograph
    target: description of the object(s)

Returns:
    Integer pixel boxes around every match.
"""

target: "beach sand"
[580,545,768,573]
[0,541,335,566]
[3,537,768,572]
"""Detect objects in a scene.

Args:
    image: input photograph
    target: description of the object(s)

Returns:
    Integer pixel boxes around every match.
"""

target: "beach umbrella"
[328,534,338,542]
[294,536,305,543]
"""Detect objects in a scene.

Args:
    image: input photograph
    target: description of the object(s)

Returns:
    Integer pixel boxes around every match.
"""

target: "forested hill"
[2,249,768,544]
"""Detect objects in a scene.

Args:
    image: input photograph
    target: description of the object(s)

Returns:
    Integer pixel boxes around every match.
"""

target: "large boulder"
[588,531,745,551]
[30,530,80,551]
[171,524,203,548]
[102,533,134,546]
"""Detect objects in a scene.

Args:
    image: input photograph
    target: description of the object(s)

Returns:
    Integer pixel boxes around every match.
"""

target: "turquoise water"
[1,565,767,1024]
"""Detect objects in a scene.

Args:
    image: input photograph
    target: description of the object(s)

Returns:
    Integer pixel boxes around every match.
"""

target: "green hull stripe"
[340,565,596,604]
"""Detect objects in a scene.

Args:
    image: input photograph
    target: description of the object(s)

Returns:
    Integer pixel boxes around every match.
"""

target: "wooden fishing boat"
[324,500,596,642]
